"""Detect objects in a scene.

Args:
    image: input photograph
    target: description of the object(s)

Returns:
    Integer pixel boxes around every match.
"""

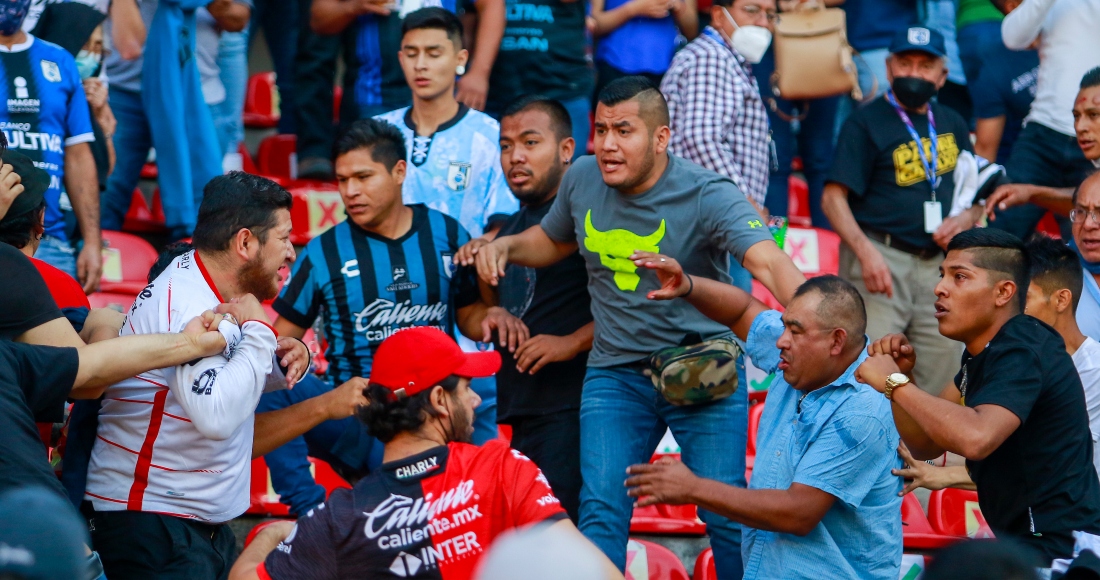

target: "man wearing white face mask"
[660,0,775,213]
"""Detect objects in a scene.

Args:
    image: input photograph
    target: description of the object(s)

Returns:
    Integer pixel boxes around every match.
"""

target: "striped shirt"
[273,205,479,385]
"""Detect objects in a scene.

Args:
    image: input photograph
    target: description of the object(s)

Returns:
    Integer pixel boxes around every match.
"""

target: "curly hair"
[359,375,461,443]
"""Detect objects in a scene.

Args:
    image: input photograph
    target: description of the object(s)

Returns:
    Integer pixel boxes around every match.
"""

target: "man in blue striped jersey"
[259,118,525,516]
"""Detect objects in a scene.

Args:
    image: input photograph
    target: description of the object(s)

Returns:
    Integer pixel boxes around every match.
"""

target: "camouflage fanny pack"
[646,338,742,406]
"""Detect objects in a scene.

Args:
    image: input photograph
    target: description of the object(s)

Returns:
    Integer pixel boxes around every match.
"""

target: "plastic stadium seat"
[239,142,259,175]
[693,548,716,580]
[787,176,811,227]
[751,227,841,310]
[747,402,765,456]
[1036,211,1062,240]
[247,457,291,517]
[309,456,351,495]
[100,231,159,294]
[901,492,960,550]
[624,539,690,580]
[122,188,168,234]
[244,72,280,128]
[928,488,994,539]
[87,291,137,312]
[245,519,291,547]
[288,181,345,245]
[257,134,298,180]
[630,453,707,536]
[140,161,157,180]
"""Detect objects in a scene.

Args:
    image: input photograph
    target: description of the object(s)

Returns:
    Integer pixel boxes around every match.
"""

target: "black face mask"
[891,77,938,109]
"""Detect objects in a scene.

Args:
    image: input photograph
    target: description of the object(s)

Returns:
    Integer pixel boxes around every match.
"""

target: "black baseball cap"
[0,149,51,221]
[889,26,947,59]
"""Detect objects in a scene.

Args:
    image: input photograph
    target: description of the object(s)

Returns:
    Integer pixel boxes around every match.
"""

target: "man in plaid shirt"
[661,0,776,210]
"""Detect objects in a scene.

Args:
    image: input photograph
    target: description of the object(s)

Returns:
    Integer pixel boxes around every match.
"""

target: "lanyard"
[885,91,940,199]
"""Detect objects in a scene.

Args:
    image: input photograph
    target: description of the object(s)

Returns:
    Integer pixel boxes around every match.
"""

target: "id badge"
[924,201,943,233]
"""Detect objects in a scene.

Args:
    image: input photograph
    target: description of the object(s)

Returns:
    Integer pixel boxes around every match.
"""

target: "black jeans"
[86,507,237,580]
[293,0,343,160]
[508,410,582,523]
[991,121,1094,239]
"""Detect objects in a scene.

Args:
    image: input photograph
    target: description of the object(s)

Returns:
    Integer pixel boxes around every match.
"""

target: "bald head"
[596,76,671,133]
[793,276,867,351]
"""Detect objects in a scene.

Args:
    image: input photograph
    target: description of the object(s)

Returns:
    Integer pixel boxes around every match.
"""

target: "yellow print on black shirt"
[893,134,960,187]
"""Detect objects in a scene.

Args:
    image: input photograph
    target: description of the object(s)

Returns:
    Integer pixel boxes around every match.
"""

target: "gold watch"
[884,372,911,400]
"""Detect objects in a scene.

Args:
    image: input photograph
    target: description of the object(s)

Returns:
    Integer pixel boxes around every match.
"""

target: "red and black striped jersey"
[259,440,566,579]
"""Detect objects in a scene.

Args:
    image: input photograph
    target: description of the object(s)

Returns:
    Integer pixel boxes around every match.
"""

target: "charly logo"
[354,298,448,342]
[395,456,440,479]
[582,210,666,292]
[191,368,218,395]
[390,552,423,577]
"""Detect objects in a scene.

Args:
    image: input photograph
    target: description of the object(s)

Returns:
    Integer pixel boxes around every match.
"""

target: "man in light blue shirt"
[624,256,902,580]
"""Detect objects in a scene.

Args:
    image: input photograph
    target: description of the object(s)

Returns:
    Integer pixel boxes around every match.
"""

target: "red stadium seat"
[87,291,137,312]
[630,453,707,536]
[244,72,280,129]
[245,519,292,547]
[747,402,765,456]
[309,457,351,495]
[239,142,259,175]
[751,227,841,310]
[247,457,291,517]
[624,539,690,580]
[333,86,343,125]
[498,424,512,443]
[100,231,159,294]
[122,188,168,234]
[693,548,716,580]
[901,492,960,550]
[928,488,994,539]
[288,181,345,245]
[1036,211,1062,240]
[257,134,298,180]
[140,161,157,180]
[787,176,811,227]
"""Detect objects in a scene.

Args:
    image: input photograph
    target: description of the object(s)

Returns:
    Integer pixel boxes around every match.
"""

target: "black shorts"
[84,504,237,580]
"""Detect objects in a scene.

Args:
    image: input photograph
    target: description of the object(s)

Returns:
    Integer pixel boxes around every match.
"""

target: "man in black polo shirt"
[856,228,1100,564]
[456,96,593,521]
[823,26,979,395]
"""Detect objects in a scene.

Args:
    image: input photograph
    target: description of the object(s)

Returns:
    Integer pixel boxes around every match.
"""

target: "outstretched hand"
[624,456,700,507]
[631,251,690,301]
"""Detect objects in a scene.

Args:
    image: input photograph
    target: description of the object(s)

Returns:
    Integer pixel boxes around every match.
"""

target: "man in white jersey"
[374,7,517,240]
[375,7,519,442]
[84,172,308,580]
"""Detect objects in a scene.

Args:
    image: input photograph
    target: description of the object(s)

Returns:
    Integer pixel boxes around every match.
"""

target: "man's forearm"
[253,397,331,458]
[891,384,1008,460]
[689,479,824,536]
[110,0,146,59]
[76,333,211,392]
[65,145,100,246]
[228,526,290,580]
[504,226,577,268]
[469,0,503,79]
[681,275,762,341]
[742,241,805,307]
[590,0,637,36]
[1028,186,1074,216]
[311,0,361,34]
[567,321,595,353]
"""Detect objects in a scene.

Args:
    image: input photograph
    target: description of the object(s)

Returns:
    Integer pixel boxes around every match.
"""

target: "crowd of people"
[1,0,1100,578]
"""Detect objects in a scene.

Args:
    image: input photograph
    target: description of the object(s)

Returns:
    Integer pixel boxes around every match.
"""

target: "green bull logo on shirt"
[582,210,666,292]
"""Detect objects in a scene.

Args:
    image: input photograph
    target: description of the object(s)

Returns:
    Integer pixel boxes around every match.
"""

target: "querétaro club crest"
[447,162,471,191]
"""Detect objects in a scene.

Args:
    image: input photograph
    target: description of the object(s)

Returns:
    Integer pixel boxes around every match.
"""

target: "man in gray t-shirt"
[464,77,804,579]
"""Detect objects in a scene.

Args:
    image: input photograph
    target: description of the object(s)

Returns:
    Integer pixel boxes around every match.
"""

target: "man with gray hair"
[624,256,902,580]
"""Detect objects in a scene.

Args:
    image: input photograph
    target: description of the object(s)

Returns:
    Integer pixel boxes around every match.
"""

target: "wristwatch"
[884,373,911,400]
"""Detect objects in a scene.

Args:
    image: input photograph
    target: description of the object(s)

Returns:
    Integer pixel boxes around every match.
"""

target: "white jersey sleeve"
[168,320,278,441]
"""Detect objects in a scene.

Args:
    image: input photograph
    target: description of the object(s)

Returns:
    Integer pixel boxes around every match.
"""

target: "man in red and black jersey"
[230,327,620,580]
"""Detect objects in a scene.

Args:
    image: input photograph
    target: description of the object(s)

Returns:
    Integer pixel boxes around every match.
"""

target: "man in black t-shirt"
[480,0,594,160]
[857,228,1100,564]
[455,96,593,521]
[823,27,979,396]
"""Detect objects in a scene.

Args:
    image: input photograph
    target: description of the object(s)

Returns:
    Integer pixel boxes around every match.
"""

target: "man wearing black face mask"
[822,27,979,398]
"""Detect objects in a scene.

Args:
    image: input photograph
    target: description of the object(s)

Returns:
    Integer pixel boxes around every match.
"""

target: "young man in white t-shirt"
[374,7,518,442]
[894,234,1100,492]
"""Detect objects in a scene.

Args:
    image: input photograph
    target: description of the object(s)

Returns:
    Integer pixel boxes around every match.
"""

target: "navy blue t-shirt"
[845,0,919,52]
[273,205,479,385]
[971,43,1039,165]
[0,35,93,241]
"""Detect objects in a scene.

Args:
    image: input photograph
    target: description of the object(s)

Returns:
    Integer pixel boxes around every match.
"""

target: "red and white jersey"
[85,251,279,523]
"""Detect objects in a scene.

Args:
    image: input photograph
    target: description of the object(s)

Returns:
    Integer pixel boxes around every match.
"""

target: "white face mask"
[722,7,772,64]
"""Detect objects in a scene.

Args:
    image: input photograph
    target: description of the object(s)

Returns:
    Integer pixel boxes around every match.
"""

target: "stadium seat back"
[122,188,168,234]
[630,453,707,536]
[624,539,690,580]
[257,134,298,180]
[100,231,159,294]
[784,227,840,277]
[747,402,765,456]
[901,492,960,550]
[928,488,994,538]
[244,72,280,128]
[87,291,138,312]
[288,182,345,245]
[787,176,811,227]
[693,548,716,580]
[247,457,292,517]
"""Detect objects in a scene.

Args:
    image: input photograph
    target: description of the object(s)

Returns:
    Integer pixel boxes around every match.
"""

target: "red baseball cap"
[370,327,501,399]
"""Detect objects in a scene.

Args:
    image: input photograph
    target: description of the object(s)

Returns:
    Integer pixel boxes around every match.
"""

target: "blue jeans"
[752,47,839,228]
[579,366,748,579]
[256,374,384,516]
[101,88,152,233]
[35,234,77,277]
[559,96,590,161]
[835,47,890,136]
[211,31,249,157]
